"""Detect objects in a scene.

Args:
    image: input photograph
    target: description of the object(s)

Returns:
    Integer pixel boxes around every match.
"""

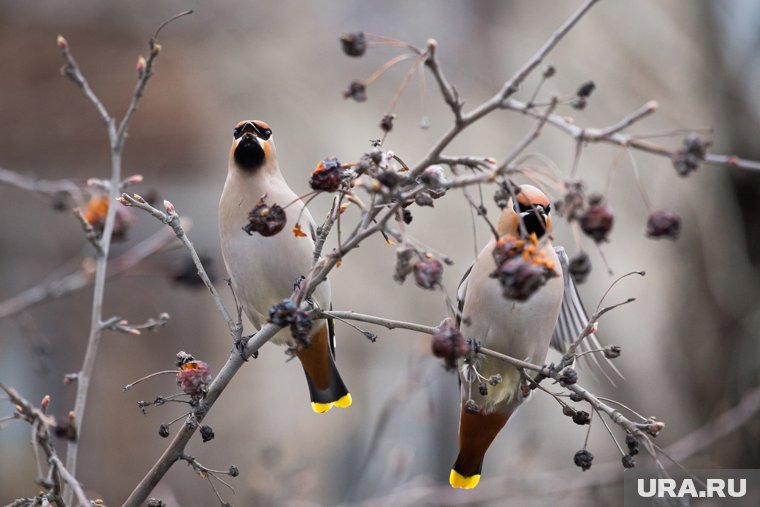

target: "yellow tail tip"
[333,393,352,408]
[449,469,480,489]
[311,402,334,414]
[311,393,352,413]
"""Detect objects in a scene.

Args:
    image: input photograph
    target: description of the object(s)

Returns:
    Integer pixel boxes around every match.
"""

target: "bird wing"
[551,246,623,385]
[456,263,473,329]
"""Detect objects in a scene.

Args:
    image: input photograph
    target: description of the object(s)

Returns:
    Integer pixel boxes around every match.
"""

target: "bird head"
[229,120,276,173]
[497,184,553,239]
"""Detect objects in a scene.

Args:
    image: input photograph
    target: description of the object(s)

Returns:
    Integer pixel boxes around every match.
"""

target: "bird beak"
[236,121,261,144]
[519,205,548,237]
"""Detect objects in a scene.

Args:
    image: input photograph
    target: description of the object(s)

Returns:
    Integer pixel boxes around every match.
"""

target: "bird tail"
[450,404,510,489]
[296,322,351,413]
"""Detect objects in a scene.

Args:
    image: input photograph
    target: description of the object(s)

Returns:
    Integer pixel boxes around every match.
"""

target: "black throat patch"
[234,138,266,171]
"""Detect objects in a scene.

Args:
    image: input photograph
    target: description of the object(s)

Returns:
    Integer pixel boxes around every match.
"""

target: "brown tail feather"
[296,323,350,411]
[451,404,510,488]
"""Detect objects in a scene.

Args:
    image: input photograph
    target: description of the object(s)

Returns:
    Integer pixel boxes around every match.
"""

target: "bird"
[449,184,617,489]
[218,119,351,414]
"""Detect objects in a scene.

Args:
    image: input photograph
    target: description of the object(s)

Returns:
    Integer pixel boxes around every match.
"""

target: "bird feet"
[234,335,259,362]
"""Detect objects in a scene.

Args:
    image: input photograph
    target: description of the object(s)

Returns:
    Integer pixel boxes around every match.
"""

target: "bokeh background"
[1,1,759,506]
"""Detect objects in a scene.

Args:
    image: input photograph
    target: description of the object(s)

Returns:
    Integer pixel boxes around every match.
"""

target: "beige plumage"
[450,184,619,488]
[219,120,350,413]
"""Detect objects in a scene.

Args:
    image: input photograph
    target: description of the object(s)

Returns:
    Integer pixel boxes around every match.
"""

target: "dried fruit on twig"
[380,114,395,132]
[580,194,614,242]
[568,251,591,284]
[200,425,215,443]
[492,234,525,266]
[673,133,709,176]
[268,299,312,346]
[393,246,416,283]
[574,449,593,471]
[492,258,547,301]
[464,399,480,415]
[243,196,287,237]
[83,195,133,241]
[622,454,636,468]
[646,210,681,240]
[558,367,578,386]
[572,410,591,425]
[554,180,585,221]
[431,321,468,371]
[310,157,344,192]
[343,80,367,102]
[414,258,443,289]
[176,360,211,397]
[604,345,622,359]
[340,32,366,57]
[419,165,446,188]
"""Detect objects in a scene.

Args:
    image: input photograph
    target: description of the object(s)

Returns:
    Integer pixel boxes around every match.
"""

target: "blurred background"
[1,1,759,505]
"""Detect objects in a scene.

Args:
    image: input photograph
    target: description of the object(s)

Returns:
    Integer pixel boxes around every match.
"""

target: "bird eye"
[517,202,533,213]
[545,204,551,213]
[258,128,272,141]
[233,126,243,139]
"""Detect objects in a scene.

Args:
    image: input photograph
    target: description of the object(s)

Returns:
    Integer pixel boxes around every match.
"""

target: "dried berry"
[268,299,298,327]
[289,309,313,346]
[53,416,78,442]
[568,251,591,284]
[488,374,502,385]
[604,345,622,359]
[147,499,166,507]
[310,157,344,192]
[558,368,578,386]
[430,321,468,371]
[419,165,446,188]
[580,194,614,242]
[243,197,287,237]
[414,258,443,289]
[572,410,591,425]
[176,360,211,397]
[563,406,575,417]
[478,383,488,396]
[402,208,413,224]
[228,465,240,477]
[158,424,170,438]
[542,64,556,78]
[555,181,585,221]
[646,210,681,240]
[393,246,416,283]
[574,449,594,471]
[492,235,525,266]
[622,454,636,468]
[83,195,133,242]
[576,81,595,98]
[380,114,395,132]
[415,191,435,207]
[200,425,215,443]
[377,170,402,189]
[572,97,588,110]
[340,32,366,57]
[343,80,367,102]
[673,134,709,176]
[492,257,547,301]
[464,399,480,415]
[626,434,640,455]
[569,392,584,402]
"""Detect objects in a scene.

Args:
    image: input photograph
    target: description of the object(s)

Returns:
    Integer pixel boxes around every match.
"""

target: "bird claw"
[234,335,258,361]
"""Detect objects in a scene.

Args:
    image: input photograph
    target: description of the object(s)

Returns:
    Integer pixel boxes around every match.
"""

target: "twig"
[118,195,239,338]
[62,11,192,500]
[0,167,84,205]
[0,384,89,507]
[72,207,104,256]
